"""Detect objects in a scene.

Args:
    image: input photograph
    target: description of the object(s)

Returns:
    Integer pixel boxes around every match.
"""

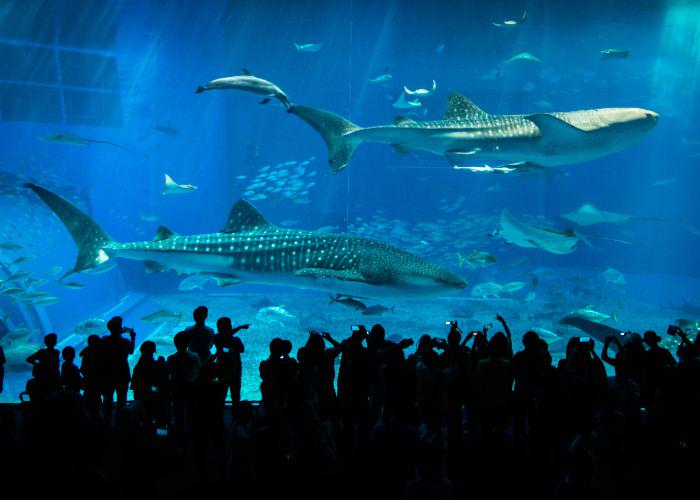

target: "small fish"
[141,309,182,324]
[562,307,610,324]
[492,10,527,28]
[24,278,48,288]
[235,175,247,180]
[139,214,161,222]
[465,250,497,268]
[62,281,86,290]
[294,42,324,52]
[11,254,36,265]
[0,287,25,297]
[362,304,395,316]
[470,282,503,299]
[3,271,31,283]
[530,327,560,344]
[535,100,553,109]
[329,293,367,311]
[46,266,63,277]
[601,48,630,60]
[32,296,61,306]
[523,82,536,92]
[502,281,527,293]
[0,243,22,251]
[435,43,446,54]
[524,291,536,302]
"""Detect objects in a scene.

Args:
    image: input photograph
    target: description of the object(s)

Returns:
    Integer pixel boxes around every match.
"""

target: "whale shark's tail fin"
[288,105,362,174]
[25,184,113,277]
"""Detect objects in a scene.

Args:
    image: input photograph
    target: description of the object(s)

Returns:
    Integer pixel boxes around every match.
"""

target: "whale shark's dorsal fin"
[242,68,253,76]
[153,226,177,241]
[222,200,273,233]
[443,93,489,120]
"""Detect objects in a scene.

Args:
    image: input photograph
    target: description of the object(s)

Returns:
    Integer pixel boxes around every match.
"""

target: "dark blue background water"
[1,0,699,400]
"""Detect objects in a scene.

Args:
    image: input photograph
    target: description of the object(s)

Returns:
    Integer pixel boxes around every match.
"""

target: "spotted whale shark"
[289,93,658,174]
[26,184,466,299]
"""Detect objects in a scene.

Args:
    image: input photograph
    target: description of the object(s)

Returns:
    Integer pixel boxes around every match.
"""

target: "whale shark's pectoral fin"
[294,268,367,283]
[444,149,482,166]
[525,113,587,140]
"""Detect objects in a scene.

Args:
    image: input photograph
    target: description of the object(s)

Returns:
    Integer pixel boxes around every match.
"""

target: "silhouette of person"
[101,316,135,424]
[132,340,167,428]
[60,346,82,392]
[185,305,214,363]
[79,334,103,420]
[214,316,248,403]
[26,332,60,398]
[167,331,200,449]
[337,325,371,450]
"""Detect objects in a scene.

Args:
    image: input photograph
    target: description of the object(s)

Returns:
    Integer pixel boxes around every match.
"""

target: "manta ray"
[561,203,678,227]
[288,93,658,174]
[500,208,582,254]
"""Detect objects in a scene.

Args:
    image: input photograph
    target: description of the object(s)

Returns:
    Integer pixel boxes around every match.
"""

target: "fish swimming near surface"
[328,293,367,311]
[492,11,527,28]
[288,93,658,174]
[162,174,197,195]
[195,69,292,108]
[404,80,437,97]
[500,208,581,254]
[40,132,145,158]
[294,42,324,52]
[601,49,630,60]
[26,184,467,299]
[151,121,180,136]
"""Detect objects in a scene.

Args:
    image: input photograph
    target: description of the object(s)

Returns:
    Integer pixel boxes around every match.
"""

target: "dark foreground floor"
[0,400,696,500]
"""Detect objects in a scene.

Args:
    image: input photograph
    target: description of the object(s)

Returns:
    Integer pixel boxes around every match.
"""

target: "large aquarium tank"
[1,0,699,402]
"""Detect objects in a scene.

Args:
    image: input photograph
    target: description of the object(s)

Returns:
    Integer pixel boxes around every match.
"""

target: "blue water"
[1,0,699,402]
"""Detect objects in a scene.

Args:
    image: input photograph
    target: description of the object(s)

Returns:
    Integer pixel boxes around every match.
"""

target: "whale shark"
[288,93,658,174]
[25,184,466,299]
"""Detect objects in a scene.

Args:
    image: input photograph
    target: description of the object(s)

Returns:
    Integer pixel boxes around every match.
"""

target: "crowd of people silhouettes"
[0,305,698,500]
